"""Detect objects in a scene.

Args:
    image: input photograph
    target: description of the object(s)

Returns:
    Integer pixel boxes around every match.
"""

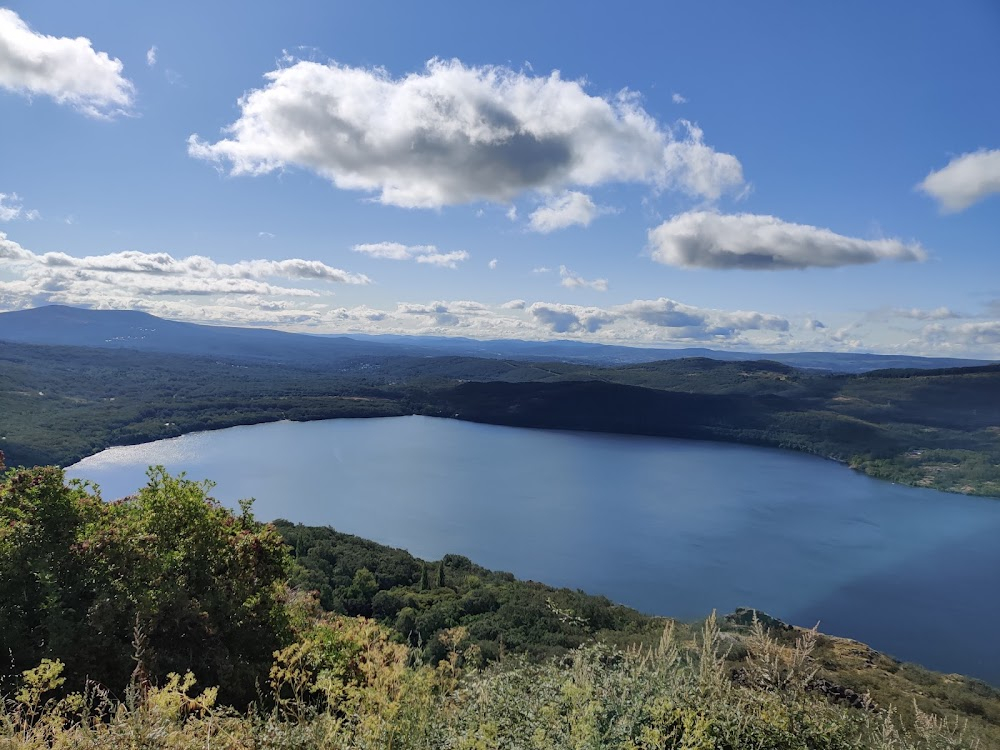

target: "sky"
[1,1,999,357]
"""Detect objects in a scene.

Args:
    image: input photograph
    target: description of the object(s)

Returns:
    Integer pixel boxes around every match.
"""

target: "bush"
[0,466,291,706]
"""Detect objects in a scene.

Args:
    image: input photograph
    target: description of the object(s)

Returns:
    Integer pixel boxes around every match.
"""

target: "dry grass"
[2,613,990,750]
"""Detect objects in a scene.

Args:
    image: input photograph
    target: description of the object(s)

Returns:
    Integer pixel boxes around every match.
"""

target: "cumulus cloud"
[804,318,826,331]
[532,266,552,274]
[918,149,1000,212]
[672,93,687,104]
[0,231,33,261]
[0,239,815,348]
[352,241,469,268]
[559,265,608,291]
[520,296,789,340]
[146,45,157,67]
[648,211,926,270]
[528,302,616,334]
[396,299,489,326]
[188,57,744,207]
[923,321,1000,349]
[618,297,705,328]
[662,123,744,200]
[488,258,498,270]
[310,294,795,346]
[0,8,134,117]
[0,234,370,315]
[616,297,789,339]
[528,191,604,233]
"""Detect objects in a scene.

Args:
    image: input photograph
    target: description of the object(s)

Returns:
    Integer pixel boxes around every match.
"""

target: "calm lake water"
[67,416,1000,684]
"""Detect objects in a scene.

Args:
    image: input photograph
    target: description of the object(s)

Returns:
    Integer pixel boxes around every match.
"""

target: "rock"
[806,678,877,711]
[724,607,794,632]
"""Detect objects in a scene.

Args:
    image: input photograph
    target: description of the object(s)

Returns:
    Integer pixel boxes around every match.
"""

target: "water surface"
[68,416,1000,684]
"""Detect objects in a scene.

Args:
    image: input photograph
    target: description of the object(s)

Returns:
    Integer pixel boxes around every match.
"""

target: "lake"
[67,415,1000,684]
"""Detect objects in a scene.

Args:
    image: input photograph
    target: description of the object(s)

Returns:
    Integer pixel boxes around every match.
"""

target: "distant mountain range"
[0,305,992,373]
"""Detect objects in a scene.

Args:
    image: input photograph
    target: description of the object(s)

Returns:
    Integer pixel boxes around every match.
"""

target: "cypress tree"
[436,560,446,588]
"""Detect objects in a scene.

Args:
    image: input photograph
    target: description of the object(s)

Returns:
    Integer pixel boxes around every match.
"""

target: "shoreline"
[61,410,1000,500]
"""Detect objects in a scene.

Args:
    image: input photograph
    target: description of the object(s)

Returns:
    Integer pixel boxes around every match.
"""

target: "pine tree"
[419,563,429,591]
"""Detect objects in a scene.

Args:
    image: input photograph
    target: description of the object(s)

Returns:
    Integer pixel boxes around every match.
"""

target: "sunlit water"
[68,416,1000,684]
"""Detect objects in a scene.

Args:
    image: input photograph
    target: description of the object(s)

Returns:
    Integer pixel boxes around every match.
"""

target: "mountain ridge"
[1,305,992,374]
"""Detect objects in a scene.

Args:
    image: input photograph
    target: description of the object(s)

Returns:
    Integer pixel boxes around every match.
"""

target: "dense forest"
[2,339,999,496]
[3,463,1000,748]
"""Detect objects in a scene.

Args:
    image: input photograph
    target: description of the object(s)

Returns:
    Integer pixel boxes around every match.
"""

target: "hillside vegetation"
[2,464,1000,748]
[2,340,999,496]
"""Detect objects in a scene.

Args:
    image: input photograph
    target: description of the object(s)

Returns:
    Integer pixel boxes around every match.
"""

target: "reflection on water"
[68,415,1000,684]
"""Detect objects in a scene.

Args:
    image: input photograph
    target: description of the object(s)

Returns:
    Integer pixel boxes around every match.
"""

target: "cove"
[67,415,1000,685]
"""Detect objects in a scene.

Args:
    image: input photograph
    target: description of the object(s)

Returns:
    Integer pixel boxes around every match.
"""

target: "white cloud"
[0,193,37,222]
[146,45,157,67]
[617,297,706,328]
[648,211,926,270]
[0,194,22,221]
[258,231,276,239]
[522,297,788,341]
[0,242,854,349]
[0,234,370,314]
[315,294,793,346]
[0,231,33,261]
[922,321,1000,349]
[528,191,605,233]
[662,122,744,200]
[890,306,965,321]
[804,318,826,331]
[0,8,134,118]
[559,265,608,291]
[352,241,469,268]
[532,266,552,274]
[672,93,687,104]
[528,302,616,334]
[488,258,498,270]
[616,297,789,339]
[829,325,863,349]
[189,57,744,207]
[396,299,490,326]
[918,149,1000,212]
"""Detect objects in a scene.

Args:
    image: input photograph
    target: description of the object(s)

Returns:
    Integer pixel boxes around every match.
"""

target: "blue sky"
[1,1,999,356]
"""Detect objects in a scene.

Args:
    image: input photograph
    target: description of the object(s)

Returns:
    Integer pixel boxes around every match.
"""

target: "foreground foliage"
[2,466,999,748]
[0,464,289,706]
[0,614,989,749]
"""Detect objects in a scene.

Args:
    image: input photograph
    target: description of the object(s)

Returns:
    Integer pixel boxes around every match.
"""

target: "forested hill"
[2,337,999,495]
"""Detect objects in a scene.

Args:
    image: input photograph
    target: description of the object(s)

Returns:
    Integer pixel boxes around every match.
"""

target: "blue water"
[67,416,1000,684]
